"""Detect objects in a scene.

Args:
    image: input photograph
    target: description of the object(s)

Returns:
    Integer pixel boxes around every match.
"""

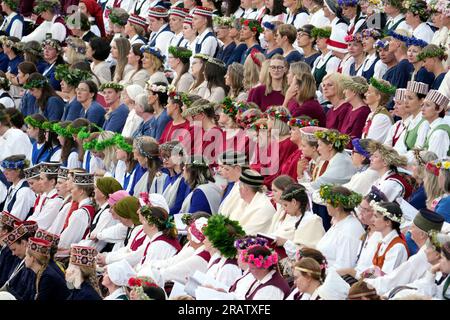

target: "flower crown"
[234,237,268,250]
[248,121,268,131]
[435,160,450,170]
[417,46,447,61]
[236,109,260,128]
[361,28,382,39]
[213,16,234,27]
[425,161,440,176]
[311,27,331,39]
[147,83,167,93]
[314,130,351,150]
[403,0,430,19]
[42,39,62,52]
[288,117,319,128]
[34,0,60,14]
[319,184,362,209]
[407,36,429,48]
[374,39,389,50]
[429,0,450,17]
[239,245,278,269]
[370,77,397,95]
[240,19,263,33]
[140,205,176,230]
[168,46,192,59]
[265,107,291,123]
[108,8,129,26]
[99,82,124,91]
[221,97,249,119]
[66,37,87,55]
[280,187,306,201]
[23,78,49,90]
[370,200,403,224]
[55,65,91,88]
[0,37,21,50]
[427,230,449,251]
[345,33,363,43]
[114,134,133,153]
[140,45,165,62]
[193,53,211,61]
[181,213,194,226]
[128,276,159,300]
[24,116,46,129]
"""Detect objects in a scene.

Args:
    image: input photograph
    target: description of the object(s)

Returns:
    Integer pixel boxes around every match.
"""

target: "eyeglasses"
[270,66,285,71]
[297,32,310,38]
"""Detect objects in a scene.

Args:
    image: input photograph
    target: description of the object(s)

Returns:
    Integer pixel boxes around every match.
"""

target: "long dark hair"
[71,118,96,162]
[27,73,59,111]
[204,60,229,95]
[27,113,48,145]
[129,43,144,79]
[59,121,77,164]
[184,162,215,190]
[123,137,138,173]
[172,47,191,88]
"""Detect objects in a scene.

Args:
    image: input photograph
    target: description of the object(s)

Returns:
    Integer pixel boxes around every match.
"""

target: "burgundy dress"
[340,105,371,144]
[279,149,303,180]
[247,85,285,112]
[159,120,191,144]
[287,99,326,127]
[325,102,352,132]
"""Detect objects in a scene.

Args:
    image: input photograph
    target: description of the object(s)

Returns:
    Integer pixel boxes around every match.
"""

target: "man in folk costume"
[27,162,64,231]
[66,245,102,300]
[145,216,210,286]
[0,211,21,287]
[147,6,174,59]
[56,173,96,259]
[48,167,79,235]
[0,221,38,300]
[191,6,219,57]
[96,195,149,268]
[0,0,24,39]
[228,169,275,235]
[22,0,69,43]
[1,156,36,220]
[241,245,290,300]
[217,151,247,216]
[102,259,136,300]
[421,90,450,159]
[365,209,444,296]
[78,177,122,252]
[203,214,245,288]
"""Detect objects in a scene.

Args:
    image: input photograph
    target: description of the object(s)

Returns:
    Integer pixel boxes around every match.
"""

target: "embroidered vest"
[372,236,408,269]
[245,271,291,300]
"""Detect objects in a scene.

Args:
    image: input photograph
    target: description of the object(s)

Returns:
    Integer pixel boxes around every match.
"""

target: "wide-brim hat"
[35,228,60,248]
[70,245,98,268]
[27,237,52,256]
[40,161,61,175]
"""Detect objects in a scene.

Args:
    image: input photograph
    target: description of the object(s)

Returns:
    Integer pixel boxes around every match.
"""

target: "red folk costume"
[158,119,191,144]
[287,99,327,127]
[261,138,298,188]
[325,102,352,131]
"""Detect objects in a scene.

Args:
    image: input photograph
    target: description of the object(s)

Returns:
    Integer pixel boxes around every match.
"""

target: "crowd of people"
[0,0,448,301]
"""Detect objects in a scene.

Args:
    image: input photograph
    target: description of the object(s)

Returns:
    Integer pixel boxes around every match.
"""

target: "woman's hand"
[96,254,106,267]
[297,157,309,176]
[430,263,441,275]
[283,83,298,107]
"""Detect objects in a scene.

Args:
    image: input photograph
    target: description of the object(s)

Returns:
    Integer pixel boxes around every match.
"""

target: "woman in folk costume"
[53,121,81,169]
[267,175,295,235]
[132,136,167,195]
[140,46,168,86]
[304,129,356,194]
[295,126,324,185]
[87,131,119,176]
[135,206,181,276]
[283,0,309,29]
[290,257,326,300]
[0,109,32,162]
[57,173,96,256]
[348,279,381,300]
[419,45,447,90]
[71,120,101,175]
[368,140,414,203]
[316,184,365,269]
[339,76,371,142]
[401,81,430,159]
[342,138,380,195]
[154,217,211,286]
[218,98,250,155]
[159,88,191,145]
[315,268,351,300]
[180,156,222,215]
[24,237,69,300]
[359,29,386,81]
[240,245,290,300]
[361,78,395,142]
[311,28,340,88]
[66,245,102,300]
[78,177,122,252]
[0,155,36,220]
[1,221,38,300]
[168,46,194,92]
[385,89,410,152]
[421,90,450,159]
[24,114,52,165]
[96,195,148,268]
[191,6,219,57]
[114,136,144,195]
[275,184,325,257]
[286,247,328,299]
[0,0,23,38]
[340,0,366,36]
[34,228,65,276]
[100,83,129,134]
[102,259,136,300]
[121,43,150,88]
[363,201,409,276]
[160,141,190,215]
[28,162,64,231]
[0,211,22,287]
[203,214,245,287]
[228,169,276,235]
[121,85,144,138]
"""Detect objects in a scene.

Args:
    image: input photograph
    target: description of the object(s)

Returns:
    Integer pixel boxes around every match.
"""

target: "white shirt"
[136,231,179,274]
[309,9,329,28]
[354,231,383,278]
[121,110,143,137]
[67,151,82,169]
[385,14,411,33]
[206,253,243,288]
[0,178,7,204]
[169,32,189,49]
[330,17,348,34]
[228,270,255,300]
[366,246,431,295]
[316,214,365,269]
[22,16,66,42]
[0,12,23,39]
[284,8,309,29]
[312,51,341,80]
[411,22,434,44]
[343,167,380,196]
[58,198,93,250]
[424,118,450,159]
[0,128,32,162]
[393,271,448,300]
[372,170,406,202]
[3,179,36,221]
[104,287,128,300]
[27,189,63,231]
[363,111,392,142]
[149,23,174,59]
[384,119,409,150]
[373,230,409,274]
[96,222,128,252]
[129,34,146,45]
[48,198,71,235]
[193,28,219,57]
[245,270,285,300]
